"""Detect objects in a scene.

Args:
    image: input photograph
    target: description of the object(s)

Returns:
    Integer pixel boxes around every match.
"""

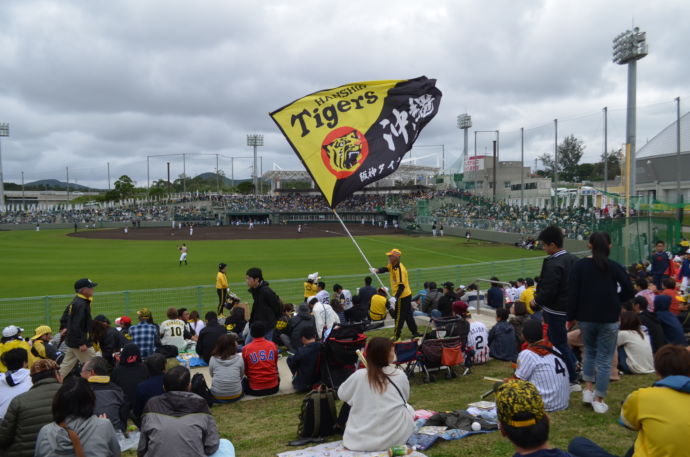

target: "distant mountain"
[24,179,94,191]
[194,172,251,185]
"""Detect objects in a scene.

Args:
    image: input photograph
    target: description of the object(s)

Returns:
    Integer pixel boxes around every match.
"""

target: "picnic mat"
[276,441,428,457]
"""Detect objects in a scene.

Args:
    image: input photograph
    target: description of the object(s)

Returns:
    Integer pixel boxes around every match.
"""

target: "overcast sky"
[0,0,688,188]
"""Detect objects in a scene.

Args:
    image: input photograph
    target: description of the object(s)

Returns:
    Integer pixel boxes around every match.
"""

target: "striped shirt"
[515,348,570,412]
[467,321,490,364]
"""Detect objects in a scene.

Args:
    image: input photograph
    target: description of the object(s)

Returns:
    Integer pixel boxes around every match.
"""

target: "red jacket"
[660,289,683,316]
[242,338,279,390]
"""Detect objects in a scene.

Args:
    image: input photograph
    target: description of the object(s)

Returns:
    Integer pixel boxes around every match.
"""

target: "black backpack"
[297,385,338,438]
[190,373,214,408]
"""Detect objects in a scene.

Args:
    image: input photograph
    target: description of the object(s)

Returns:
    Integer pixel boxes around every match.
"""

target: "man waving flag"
[270,77,442,207]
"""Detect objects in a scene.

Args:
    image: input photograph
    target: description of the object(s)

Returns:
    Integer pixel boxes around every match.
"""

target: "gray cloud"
[0,0,688,188]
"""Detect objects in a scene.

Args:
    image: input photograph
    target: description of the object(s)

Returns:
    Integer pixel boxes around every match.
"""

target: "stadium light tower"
[457,114,472,163]
[247,134,264,195]
[613,27,648,198]
[0,123,9,212]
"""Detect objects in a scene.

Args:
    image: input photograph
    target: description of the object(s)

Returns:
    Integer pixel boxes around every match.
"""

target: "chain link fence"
[1,253,574,332]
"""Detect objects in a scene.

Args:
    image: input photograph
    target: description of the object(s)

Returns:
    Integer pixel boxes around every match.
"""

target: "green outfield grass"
[0,230,544,299]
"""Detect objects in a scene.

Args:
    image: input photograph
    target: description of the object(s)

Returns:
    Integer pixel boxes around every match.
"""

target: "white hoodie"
[0,368,31,419]
[312,301,340,339]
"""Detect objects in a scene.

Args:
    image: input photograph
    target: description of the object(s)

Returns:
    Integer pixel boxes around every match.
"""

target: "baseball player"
[370,249,420,340]
[514,319,570,412]
[315,281,330,305]
[178,243,188,266]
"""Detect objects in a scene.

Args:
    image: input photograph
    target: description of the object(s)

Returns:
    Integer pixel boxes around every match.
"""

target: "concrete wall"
[418,223,588,252]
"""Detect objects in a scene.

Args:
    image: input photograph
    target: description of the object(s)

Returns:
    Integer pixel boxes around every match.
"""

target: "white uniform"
[467,321,490,365]
[160,319,187,351]
[515,348,570,412]
[340,289,353,311]
[189,226,193,236]
[316,289,330,305]
[179,245,188,262]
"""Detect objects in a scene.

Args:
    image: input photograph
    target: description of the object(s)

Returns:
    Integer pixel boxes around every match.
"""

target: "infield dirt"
[67,222,406,241]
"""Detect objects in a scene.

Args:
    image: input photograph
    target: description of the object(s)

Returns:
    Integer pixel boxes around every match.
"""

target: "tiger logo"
[321,127,369,179]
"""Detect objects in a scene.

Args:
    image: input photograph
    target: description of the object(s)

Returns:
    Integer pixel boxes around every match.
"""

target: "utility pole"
[107,162,111,191]
[247,135,264,195]
[182,153,186,195]
[166,162,171,199]
[603,107,608,193]
[0,123,9,212]
[676,96,682,221]
[553,118,558,208]
[520,127,524,207]
[492,140,497,201]
[216,153,220,194]
[21,171,25,209]
[66,167,70,205]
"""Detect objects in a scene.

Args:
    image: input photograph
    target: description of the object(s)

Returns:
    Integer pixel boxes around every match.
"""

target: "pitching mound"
[68,223,406,241]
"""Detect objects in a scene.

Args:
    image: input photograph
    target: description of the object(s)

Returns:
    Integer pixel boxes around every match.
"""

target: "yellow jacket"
[369,295,388,321]
[216,272,229,289]
[387,262,412,299]
[304,282,319,298]
[0,339,36,372]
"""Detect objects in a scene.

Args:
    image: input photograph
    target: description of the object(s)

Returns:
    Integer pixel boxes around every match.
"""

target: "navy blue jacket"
[654,295,687,346]
[650,251,670,276]
[488,320,517,362]
[568,258,634,323]
[133,374,165,424]
[287,341,321,393]
[487,287,504,309]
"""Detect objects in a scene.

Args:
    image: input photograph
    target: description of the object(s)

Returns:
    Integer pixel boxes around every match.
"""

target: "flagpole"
[331,209,389,293]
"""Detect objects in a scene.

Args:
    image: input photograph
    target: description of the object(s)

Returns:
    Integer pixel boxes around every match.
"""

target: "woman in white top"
[338,337,415,452]
[617,311,655,374]
[188,310,205,335]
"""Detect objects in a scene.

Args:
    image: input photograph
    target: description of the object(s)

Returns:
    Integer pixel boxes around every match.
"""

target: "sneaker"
[569,383,582,393]
[592,400,609,414]
[582,389,594,404]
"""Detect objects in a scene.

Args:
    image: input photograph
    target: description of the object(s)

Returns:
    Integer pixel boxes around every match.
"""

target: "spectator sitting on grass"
[338,337,414,452]
[134,353,166,425]
[29,326,59,361]
[35,376,120,457]
[489,308,517,362]
[111,343,149,413]
[287,327,321,393]
[209,334,244,403]
[138,365,235,457]
[568,344,690,457]
[509,301,530,349]
[616,311,655,375]
[282,303,316,353]
[631,296,666,354]
[0,359,62,457]
[496,379,574,457]
[515,320,570,412]
[197,312,228,365]
[0,348,31,420]
[129,308,160,359]
[241,322,279,397]
[653,295,687,346]
[81,356,129,436]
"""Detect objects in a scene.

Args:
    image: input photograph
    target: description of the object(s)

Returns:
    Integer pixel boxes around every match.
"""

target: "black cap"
[94,314,110,324]
[74,278,98,291]
[219,263,227,269]
[442,281,454,289]
[522,319,543,344]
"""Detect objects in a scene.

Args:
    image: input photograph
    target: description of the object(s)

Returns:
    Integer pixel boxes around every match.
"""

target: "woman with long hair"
[617,311,655,374]
[337,337,414,451]
[568,231,634,413]
[188,310,205,335]
[208,334,244,403]
[35,377,120,457]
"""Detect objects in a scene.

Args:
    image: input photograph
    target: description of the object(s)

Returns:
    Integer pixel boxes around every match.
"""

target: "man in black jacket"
[59,278,98,378]
[196,312,227,364]
[357,276,377,317]
[532,226,579,388]
[245,267,282,344]
[437,281,458,318]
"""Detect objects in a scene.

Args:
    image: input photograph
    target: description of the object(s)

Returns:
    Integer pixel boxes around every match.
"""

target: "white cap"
[2,325,23,338]
[307,272,320,281]
[458,285,466,289]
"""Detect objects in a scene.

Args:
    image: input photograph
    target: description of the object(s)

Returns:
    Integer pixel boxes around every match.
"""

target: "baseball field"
[1,223,544,299]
